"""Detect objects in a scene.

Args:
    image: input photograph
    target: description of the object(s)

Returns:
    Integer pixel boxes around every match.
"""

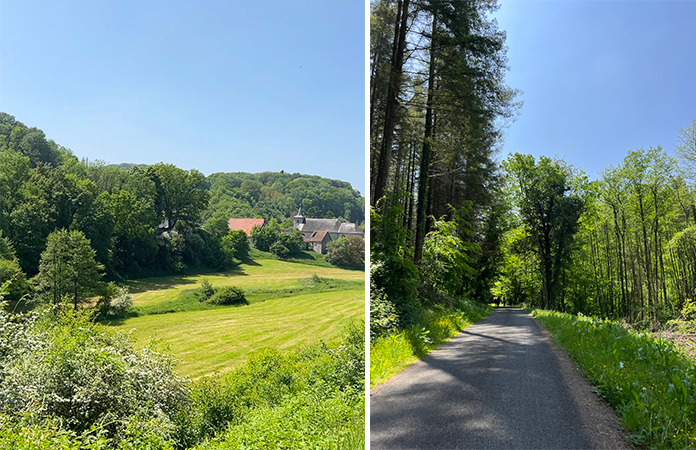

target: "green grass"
[126,259,363,310]
[370,301,492,387]
[114,289,364,378]
[132,276,363,316]
[532,309,696,449]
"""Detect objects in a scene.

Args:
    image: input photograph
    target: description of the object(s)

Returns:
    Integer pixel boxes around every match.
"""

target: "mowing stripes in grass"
[532,309,696,449]
[117,289,364,378]
[370,302,492,387]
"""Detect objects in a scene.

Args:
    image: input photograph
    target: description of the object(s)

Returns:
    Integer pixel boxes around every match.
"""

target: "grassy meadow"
[111,259,365,378]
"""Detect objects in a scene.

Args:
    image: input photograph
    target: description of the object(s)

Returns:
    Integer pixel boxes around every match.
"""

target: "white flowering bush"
[0,303,189,444]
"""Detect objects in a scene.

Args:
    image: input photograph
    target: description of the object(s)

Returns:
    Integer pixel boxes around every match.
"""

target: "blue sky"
[493,0,696,179]
[0,0,366,194]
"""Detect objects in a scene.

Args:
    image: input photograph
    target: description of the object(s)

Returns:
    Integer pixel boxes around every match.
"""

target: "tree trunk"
[372,0,410,206]
[414,11,438,263]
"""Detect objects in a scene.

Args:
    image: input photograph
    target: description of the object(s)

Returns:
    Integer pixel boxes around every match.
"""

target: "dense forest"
[0,112,364,306]
[368,0,696,334]
[369,0,520,332]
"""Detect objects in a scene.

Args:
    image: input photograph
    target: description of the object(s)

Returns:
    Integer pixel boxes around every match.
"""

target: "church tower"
[293,205,306,229]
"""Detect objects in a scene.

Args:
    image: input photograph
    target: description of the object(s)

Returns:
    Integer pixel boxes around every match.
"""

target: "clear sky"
[0,0,366,194]
[493,0,696,180]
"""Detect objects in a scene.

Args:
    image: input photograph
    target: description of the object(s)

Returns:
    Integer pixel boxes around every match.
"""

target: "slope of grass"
[133,276,363,316]
[370,301,492,387]
[115,289,364,378]
[126,259,363,310]
[532,309,696,449]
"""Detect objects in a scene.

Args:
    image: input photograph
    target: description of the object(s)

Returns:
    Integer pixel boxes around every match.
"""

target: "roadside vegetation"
[532,309,696,449]
[370,300,491,387]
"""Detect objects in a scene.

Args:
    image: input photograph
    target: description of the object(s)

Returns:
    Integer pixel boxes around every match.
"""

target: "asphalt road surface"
[370,308,631,450]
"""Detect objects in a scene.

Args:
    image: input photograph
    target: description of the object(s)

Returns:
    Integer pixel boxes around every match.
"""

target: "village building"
[227,218,265,236]
[292,206,364,254]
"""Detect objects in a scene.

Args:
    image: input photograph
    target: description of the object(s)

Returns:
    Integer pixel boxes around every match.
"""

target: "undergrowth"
[0,303,365,449]
[370,300,492,387]
[532,309,696,449]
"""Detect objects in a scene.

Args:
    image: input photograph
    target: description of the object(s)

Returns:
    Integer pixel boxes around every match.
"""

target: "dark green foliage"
[35,229,105,310]
[207,286,247,306]
[94,282,133,319]
[370,202,419,325]
[503,154,586,310]
[326,236,365,268]
[249,223,278,252]
[145,163,210,232]
[269,241,289,258]
[278,229,303,256]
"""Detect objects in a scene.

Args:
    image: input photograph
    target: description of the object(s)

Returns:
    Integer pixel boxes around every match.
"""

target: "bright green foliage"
[35,229,105,310]
[172,323,365,448]
[421,207,480,298]
[203,212,231,239]
[205,172,364,225]
[0,307,188,444]
[370,300,492,387]
[534,309,696,449]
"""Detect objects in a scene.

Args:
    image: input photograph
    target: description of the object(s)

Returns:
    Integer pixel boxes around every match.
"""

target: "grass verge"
[370,301,492,387]
[532,309,696,449]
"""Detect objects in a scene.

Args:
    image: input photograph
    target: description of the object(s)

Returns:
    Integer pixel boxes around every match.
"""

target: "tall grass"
[370,301,492,387]
[533,309,696,449]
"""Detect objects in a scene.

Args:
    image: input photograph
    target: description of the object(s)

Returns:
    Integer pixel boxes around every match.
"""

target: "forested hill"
[0,112,363,284]
[204,171,364,225]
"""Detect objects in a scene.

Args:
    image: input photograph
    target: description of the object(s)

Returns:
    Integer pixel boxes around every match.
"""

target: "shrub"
[0,307,189,442]
[95,283,133,318]
[370,289,399,340]
[207,286,247,306]
[326,236,365,268]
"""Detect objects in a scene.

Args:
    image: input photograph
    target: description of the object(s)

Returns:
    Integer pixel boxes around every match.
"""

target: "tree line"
[369,0,520,332]
[498,119,696,329]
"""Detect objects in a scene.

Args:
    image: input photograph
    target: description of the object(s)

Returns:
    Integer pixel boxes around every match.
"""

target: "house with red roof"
[227,218,265,236]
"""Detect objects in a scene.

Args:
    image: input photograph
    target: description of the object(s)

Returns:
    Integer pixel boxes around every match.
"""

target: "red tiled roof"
[227,218,265,236]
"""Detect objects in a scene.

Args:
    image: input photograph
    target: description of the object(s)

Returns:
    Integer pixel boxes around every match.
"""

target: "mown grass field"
[112,259,365,379]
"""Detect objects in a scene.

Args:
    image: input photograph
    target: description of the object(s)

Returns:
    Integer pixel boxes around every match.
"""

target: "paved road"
[370,308,631,450]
